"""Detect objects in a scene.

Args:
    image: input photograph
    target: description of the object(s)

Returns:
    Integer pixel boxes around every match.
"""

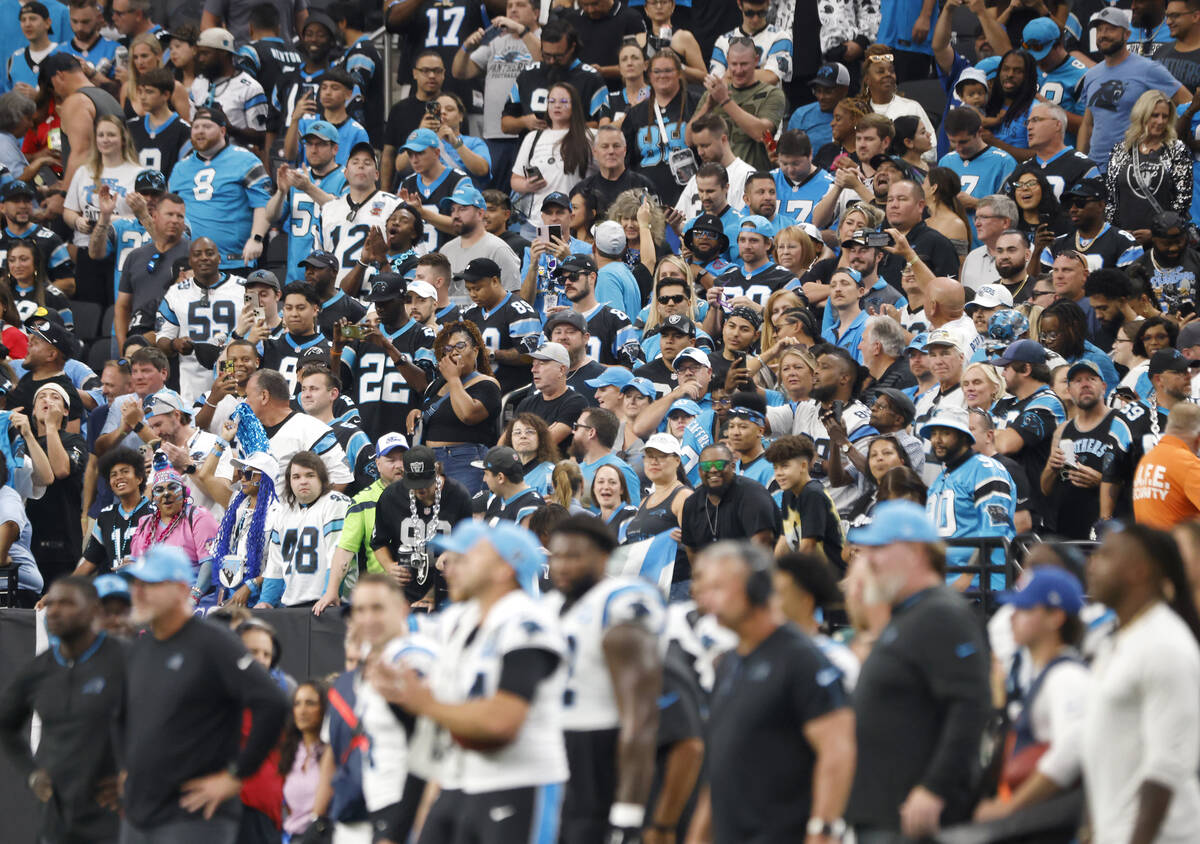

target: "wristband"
[252,233,264,243]
[608,803,645,828]
[132,421,144,433]
[211,441,227,453]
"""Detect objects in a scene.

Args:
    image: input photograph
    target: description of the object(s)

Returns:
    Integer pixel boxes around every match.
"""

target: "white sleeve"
[1036,661,1089,787]
[1137,635,1200,788]
[263,508,285,580]
[64,167,88,213]
[321,442,355,485]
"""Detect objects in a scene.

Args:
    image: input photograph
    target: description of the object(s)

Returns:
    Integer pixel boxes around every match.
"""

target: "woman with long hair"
[982,49,1037,159]
[280,680,328,838]
[550,459,588,514]
[640,262,715,359]
[638,0,706,82]
[892,114,932,176]
[804,201,885,310]
[120,31,191,118]
[569,186,598,244]
[590,463,638,535]
[258,452,349,608]
[499,413,561,496]
[1007,168,1070,240]
[614,40,650,121]
[510,81,595,224]
[1106,89,1192,244]
[609,188,666,283]
[213,453,280,607]
[814,97,869,172]
[846,435,914,527]
[5,241,71,325]
[961,362,1005,412]
[856,45,936,163]
[761,289,810,351]
[924,167,971,259]
[409,321,502,494]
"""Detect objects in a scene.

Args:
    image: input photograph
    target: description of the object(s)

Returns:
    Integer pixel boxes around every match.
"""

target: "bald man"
[924,277,982,356]
[1133,402,1200,529]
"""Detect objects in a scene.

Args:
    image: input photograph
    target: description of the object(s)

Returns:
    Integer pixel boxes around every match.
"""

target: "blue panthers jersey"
[926,452,1015,590]
[4,44,56,93]
[106,218,153,304]
[938,146,1017,205]
[1037,55,1088,117]
[169,144,272,269]
[282,166,349,284]
[771,167,834,225]
[55,37,119,78]
[1182,106,1200,224]
[680,418,712,486]
[296,114,370,166]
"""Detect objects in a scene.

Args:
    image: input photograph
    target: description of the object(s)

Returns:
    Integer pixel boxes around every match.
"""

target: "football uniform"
[217,411,356,490]
[772,166,834,225]
[664,599,736,694]
[281,166,349,284]
[1041,224,1143,269]
[189,72,270,132]
[1103,398,1171,519]
[169,143,272,269]
[0,224,72,285]
[260,331,335,393]
[1011,147,1099,200]
[790,399,876,514]
[503,59,613,125]
[340,318,437,441]
[398,168,471,253]
[156,273,246,403]
[82,495,153,573]
[482,486,545,526]
[127,112,192,176]
[235,36,301,102]
[714,261,797,308]
[99,218,153,305]
[461,293,542,395]
[329,417,375,498]
[320,190,401,283]
[262,490,351,606]
[938,145,1017,209]
[710,25,793,83]
[992,385,1066,512]
[576,302,641,367]
[1037,55,1089,118]
[926,452,1015,590]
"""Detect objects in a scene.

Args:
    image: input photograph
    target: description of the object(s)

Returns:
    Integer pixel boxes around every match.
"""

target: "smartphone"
[865,230,893,248]
[524,165,543,181]
[479,24,503,45]
[425,100,441,118]
[1059,438,1078,467]
[539,223,562,241]
[222,359,236,376]
[1038,210,1053,226]
[1182,301,1197,319]
[342,324,365,340]
[304,83,318,99]
[253,306,266,324]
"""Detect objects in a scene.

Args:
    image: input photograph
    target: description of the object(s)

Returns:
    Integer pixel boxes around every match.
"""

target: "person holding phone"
[511,82,596,225]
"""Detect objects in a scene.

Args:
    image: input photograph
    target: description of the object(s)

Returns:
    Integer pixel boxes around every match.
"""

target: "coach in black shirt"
[680,444,780,565]
[697,541,854,842]
[117,546,288,843]
[845,500,991,840]
[0,578,125,844]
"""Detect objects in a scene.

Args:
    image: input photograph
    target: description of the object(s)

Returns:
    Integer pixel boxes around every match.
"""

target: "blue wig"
[211,471,277,590]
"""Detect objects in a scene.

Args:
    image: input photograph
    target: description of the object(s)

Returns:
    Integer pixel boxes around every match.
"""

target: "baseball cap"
[923,329,963,353]
[996,566,1085,614]
[542,191,570,211]
[317,68,356,91]
[811,61,850,88]
[660,313,696,337]
[0,180,35,201]
[975,55,1002,80]
[622,377,656,399]
[120,545,194,585]
[558,254,597,275]
[847,500,941,546]
[134,169,167,194]
[906,332,929,353]
[1149,348,1200,374]
[1091,6,1132,31]
[438,182,486,212]
[594,220,627,256]
[230,450,280,479]
[455,257,502,283]
[191,106,228,128]
[431,520,545,596]
[989,309,1030,342]
[989,339,1047,366]
[1062,178,1105,202]
[299,250,338,271]
[376,432,409,456]
[544,310,587,334]
[841,229,871,248]
[401,445,438,489]
[1067,360,1104,381]
[245,269,281,291]
[530,342,570,366]
[37,52,80,84]
[408,279,437,300]
[302,120,340,143]
[20,3,51,22]
[348,141,376,164]
[738,215,774,239]
[196,26,236,52]
[1179,321,1200,350]
[365,271,407,302]
[644,432,682,456]
[1022,17,1061,61]
[141,388,188,417]
[403,127,440,152]
[585,367,635,390]
[953,67,989,95]
[471,445,525,479]
[674,347,711,369]
[919,407,976,443]
[683,212,726,244]
[874,387,916,425]
[94,573,130,603]
[28,318,77,361]
[667,398,702,418]
[966,284,1014,311]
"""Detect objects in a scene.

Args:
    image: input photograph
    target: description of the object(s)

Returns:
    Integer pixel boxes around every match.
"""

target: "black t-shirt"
[633,356,674,397]
[576,168,660,218]
[566,359,607,404]
[679,476,782,551]
[708,625,848,842]
[120,619,288,828]
[84,495,154,572]
[8,372,88,422]
[620,88,700,206]
[781,480,844,571]
[27,429,88,582]
[1158,43,1200,90]
[564,3,645,72]
[384,96,437,162]
[860,356,917,406]
[317,291,369,338]
[371,477,474,604]
[1042,412,1114,537]
[516,386,589,431]
[877,221,961,287]
[420,374,502,444]
[847,586,991,830]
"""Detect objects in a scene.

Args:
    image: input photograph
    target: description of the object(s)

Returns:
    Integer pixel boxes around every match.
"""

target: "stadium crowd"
[0,0,1199,842]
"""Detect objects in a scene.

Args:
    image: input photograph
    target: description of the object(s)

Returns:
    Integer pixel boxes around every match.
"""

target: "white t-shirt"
[1083,602,1200,844]
[675,156,754,221]
[64,161,143,247]
[870,94,937,165]
[513,127,596,225]
[961,244,1000,291]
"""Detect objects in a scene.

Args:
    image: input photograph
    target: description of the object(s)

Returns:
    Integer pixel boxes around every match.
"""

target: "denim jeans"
[433,444,487,496]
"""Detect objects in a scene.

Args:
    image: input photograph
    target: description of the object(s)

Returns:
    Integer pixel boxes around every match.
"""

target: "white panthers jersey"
[422,601,474,789]
[544,577,666,732]
[189,72,270,131]
[216,411,355,489]
[665,600,736,694]
[355,631,439,811]
[320,190,400,283]
[156,273,246,404]
[439,590,569,793]
[264,490,350,605]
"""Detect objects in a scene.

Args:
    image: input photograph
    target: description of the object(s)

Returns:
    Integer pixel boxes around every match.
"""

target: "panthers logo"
[1089,79,1125,112]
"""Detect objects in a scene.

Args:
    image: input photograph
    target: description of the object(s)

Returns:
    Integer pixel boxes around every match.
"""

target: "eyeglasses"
[698,459,729,472]
[153,482,183,497]
[658,294,686,305]
[1031,289,1056,299]
[414,66,444,75]
[1011,180,1040,190]
[571,422,593,431]
[445,340,473,353]
[867,53,895,64]
[713,397,731,407]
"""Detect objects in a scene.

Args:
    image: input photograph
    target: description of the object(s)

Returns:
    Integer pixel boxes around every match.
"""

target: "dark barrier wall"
[0,608,347,843]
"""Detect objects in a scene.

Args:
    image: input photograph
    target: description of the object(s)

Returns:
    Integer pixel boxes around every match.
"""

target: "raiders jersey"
[156,273,246,404]
[461,293,542,395]
[320,190,401,282]
[128,112,191,175]
[714,261,798,308]
[341,318,438,441]
[263,490,351,606]
[544,577,665,731]
[1104,398,1172,517]
[438,591,569,793]
[398,168,472,253]
[483,486,545,526]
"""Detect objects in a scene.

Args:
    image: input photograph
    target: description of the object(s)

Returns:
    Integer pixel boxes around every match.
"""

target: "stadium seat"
[902,80,948,130]
[69,300,101,342]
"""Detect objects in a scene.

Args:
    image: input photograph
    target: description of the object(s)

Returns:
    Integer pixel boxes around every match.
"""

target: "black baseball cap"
[471,446,524,480]
[365,271,406,302]
[299,250,338,271]
[0,180,35,201]
[28,318,77,361]
[558,254,596,274]
[1149,349,1200,375]
[1062,178,1105,202]
[134,169,167,194]
[37,52,79,84]
[660,313,696,337]
[455,257,502,283]
[401,445,438,489]
[192,105,228,128]
[541,191,570,210]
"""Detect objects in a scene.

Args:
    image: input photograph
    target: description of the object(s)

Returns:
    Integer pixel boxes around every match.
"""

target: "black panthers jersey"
[128,112,192,176]
[714,262,798,308]
[0,225,72,283]
[1011,148,1099,201]
[261,332,336,394]
[462,293,542,395]
[339,35,385,144]
[83,495,153,572]
[236,37,301,102]
[502,59,613,123]
[398,167,473,252]
[577,302,641,367]
[1104,398,1171,517]
[621,88,700,204]
[341,318,438,441]
[483,486,545,525]
[331,417,376,497]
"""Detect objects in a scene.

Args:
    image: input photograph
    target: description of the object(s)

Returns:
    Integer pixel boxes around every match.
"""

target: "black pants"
[418,785,564,844]
[73,249,116,308]
[892,49,933,83]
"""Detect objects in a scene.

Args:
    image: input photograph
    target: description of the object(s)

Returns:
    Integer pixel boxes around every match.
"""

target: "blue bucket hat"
[988,309,1029,343]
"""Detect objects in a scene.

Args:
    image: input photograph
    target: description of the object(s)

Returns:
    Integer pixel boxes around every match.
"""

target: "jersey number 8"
[193,168,217,201]
[282,526,321,574]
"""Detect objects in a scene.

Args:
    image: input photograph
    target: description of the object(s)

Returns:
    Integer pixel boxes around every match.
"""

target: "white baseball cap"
[674,347,711,369]
[407,279,437,300]
[530,342,570,366]
[644,432,682,456]
[966,284,1014,311]
[231,451,279,479]
[594,220,627,257]
[196,27,236,53]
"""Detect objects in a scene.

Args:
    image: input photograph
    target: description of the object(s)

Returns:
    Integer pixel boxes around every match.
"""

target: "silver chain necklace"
[407,478,443,586]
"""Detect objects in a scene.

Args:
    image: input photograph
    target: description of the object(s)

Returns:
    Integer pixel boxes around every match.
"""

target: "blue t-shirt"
[989,104,1030,151]
[297,115,370,166]
[580,454,642,509]
[1081,53,1183,171]
[786,102,834,151]
[771,166,833,226]
[596,261,642,320]
[877,0,938,54]
[169,143,272,269]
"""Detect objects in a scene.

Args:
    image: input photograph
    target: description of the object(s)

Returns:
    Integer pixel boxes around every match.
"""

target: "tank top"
[624,484,688,543]
[61,86,124,171]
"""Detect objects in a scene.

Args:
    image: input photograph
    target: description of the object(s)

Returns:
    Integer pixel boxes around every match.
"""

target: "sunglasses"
[658,294,687,305]
[698,459,729,472]
[1022,39,1051,52]
[1064,197,1095,208]
[240,467,260,480]
[868,53,895,64]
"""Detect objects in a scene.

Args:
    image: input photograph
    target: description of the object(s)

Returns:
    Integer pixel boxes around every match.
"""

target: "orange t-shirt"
[1133,435,1200,529]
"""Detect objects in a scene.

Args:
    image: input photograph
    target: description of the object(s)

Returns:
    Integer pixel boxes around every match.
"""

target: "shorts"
[419,785,564,844]
[560,729,618,844]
